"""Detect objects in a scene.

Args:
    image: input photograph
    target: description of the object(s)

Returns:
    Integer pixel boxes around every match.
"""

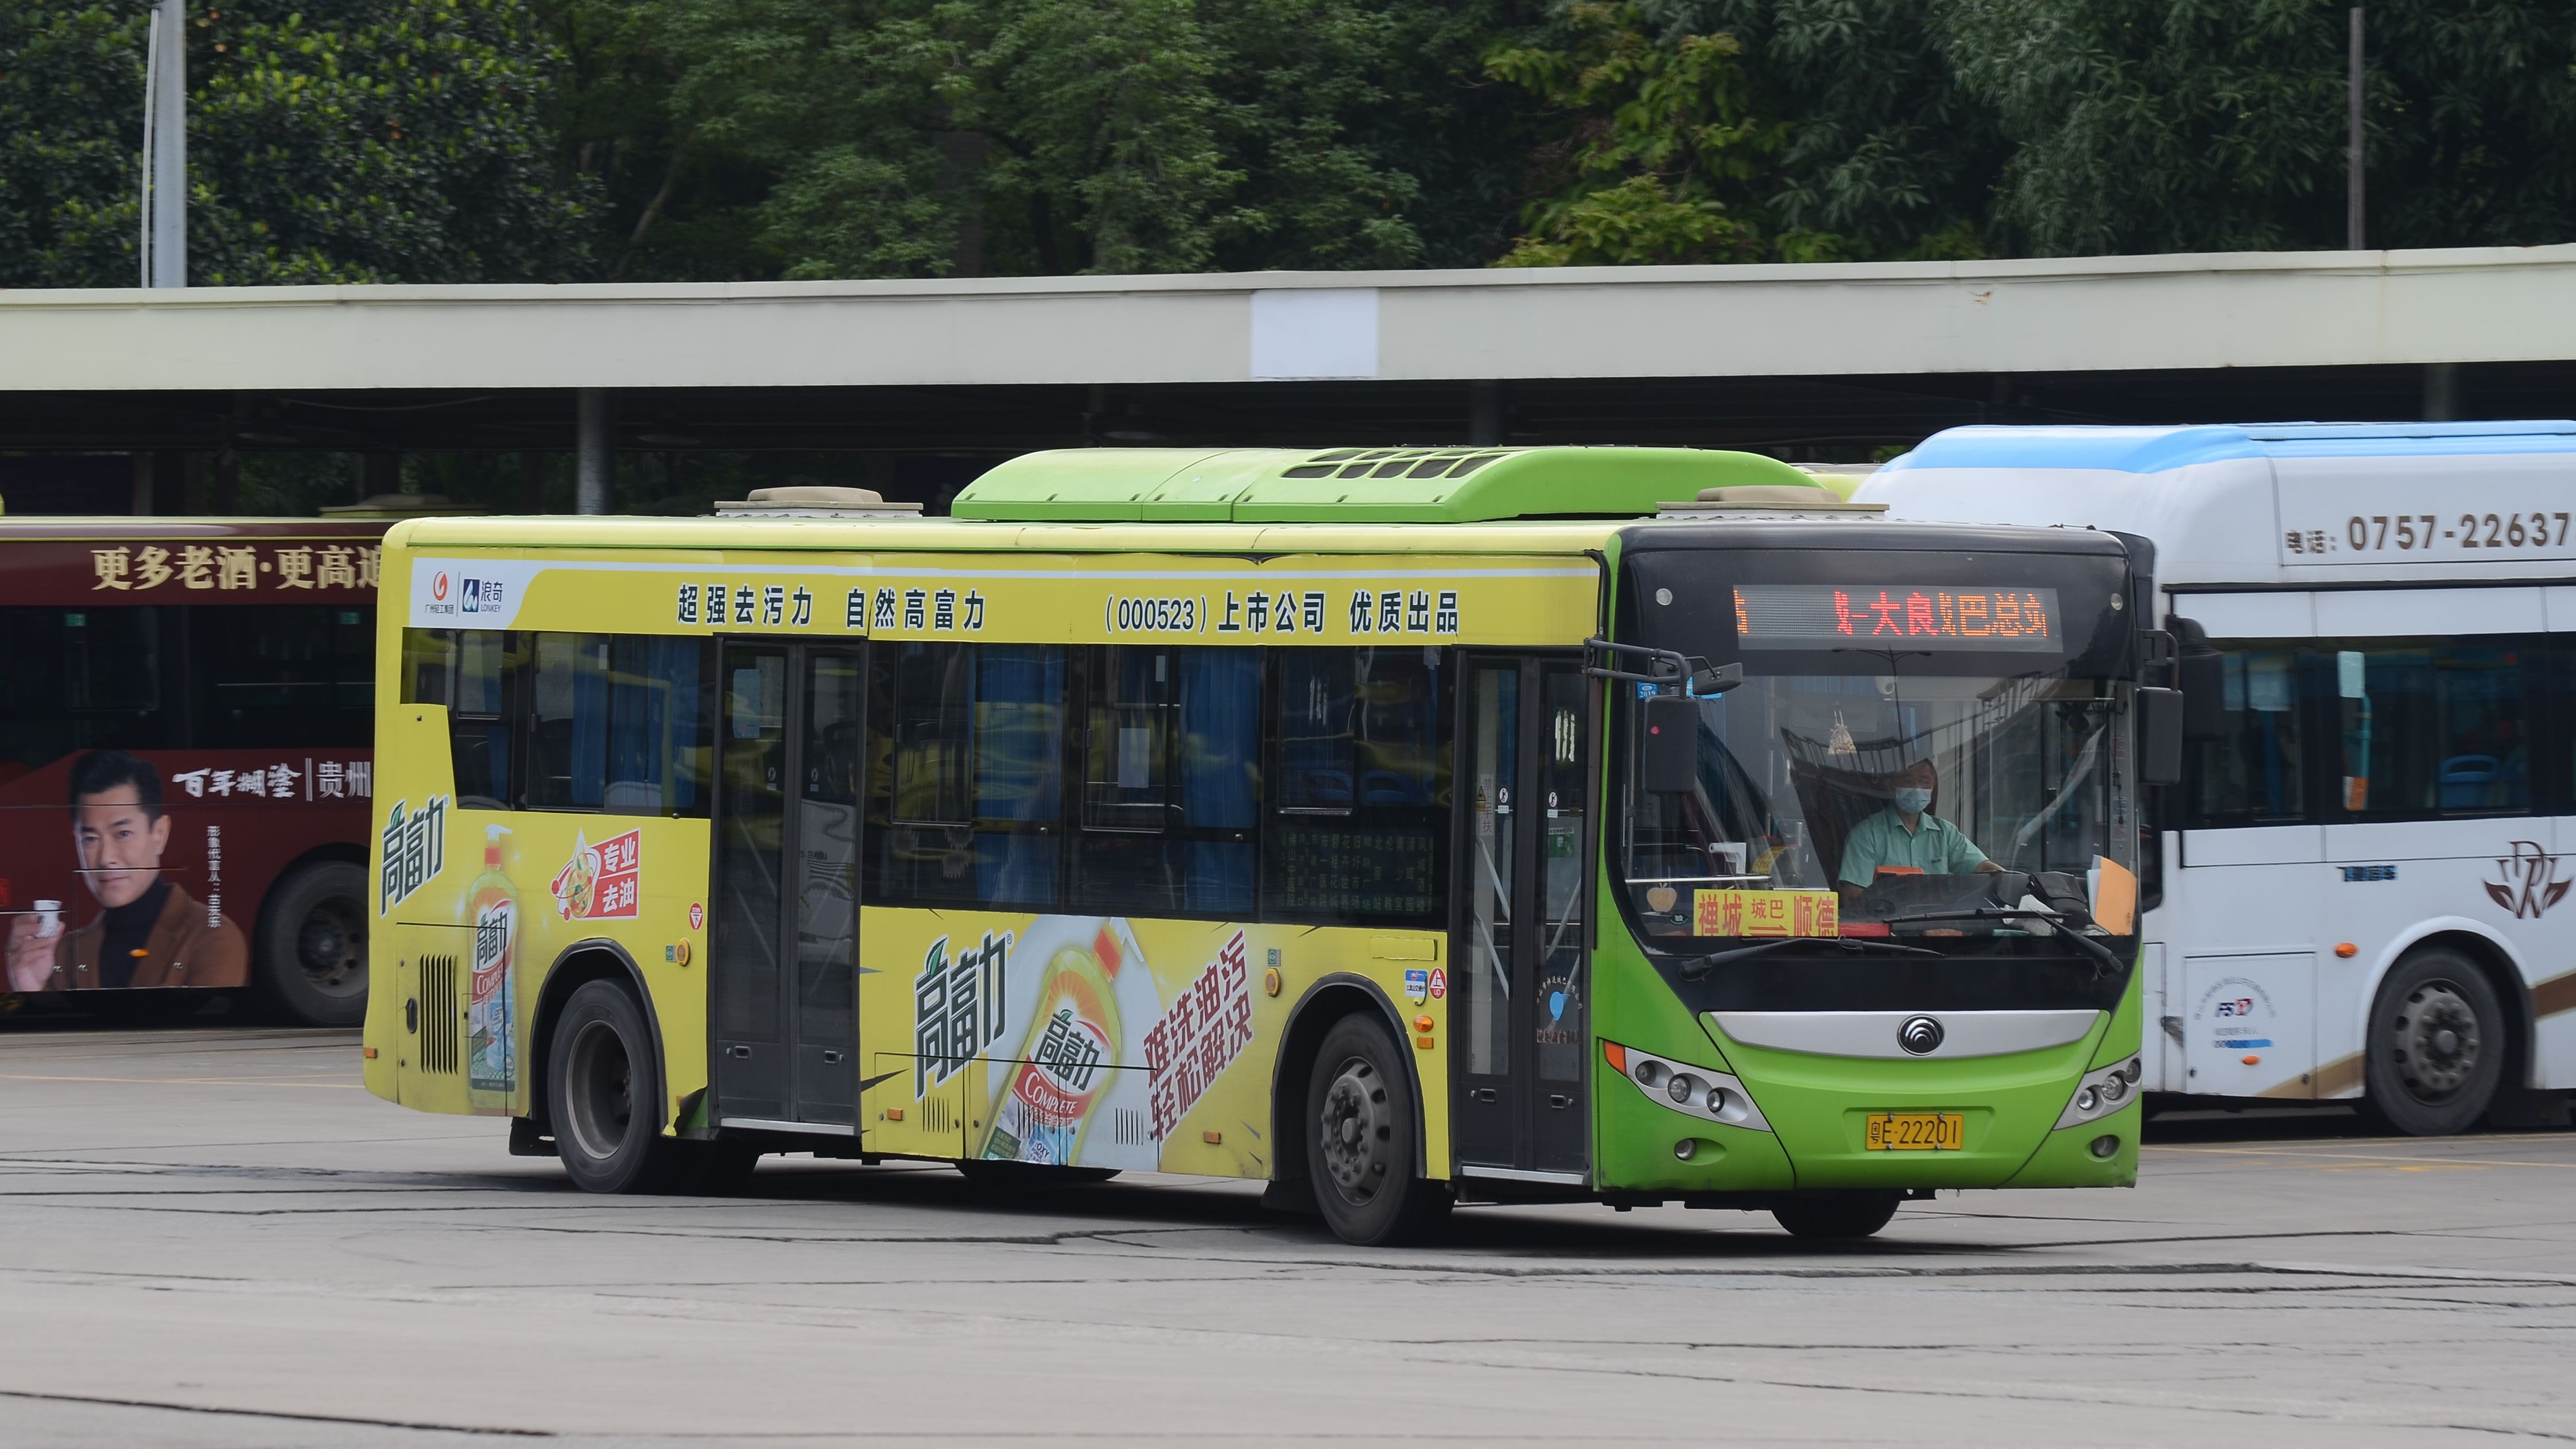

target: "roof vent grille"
[1282,449,1506,481]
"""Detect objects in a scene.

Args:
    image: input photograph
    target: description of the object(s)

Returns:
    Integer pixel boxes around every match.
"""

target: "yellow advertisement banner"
[397,548,1599,648]
[1693,888,1838,938]
[364,704,710,1118]
[858,908,1447,1179]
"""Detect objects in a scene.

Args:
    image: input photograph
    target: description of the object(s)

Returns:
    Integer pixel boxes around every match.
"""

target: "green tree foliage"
[0,1,593,286]
[1943,0,2576,255]
[557,0,1540,280]
[1677,0,2000,258]
[1486,3,1791,265]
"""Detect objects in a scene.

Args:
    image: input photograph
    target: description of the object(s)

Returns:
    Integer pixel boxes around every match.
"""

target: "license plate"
[1865,1112,1964,1151]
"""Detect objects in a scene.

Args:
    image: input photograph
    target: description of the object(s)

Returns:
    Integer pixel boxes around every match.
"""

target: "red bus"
[0,520,382,1025]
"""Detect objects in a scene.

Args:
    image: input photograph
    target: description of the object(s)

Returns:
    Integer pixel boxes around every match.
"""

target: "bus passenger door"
[1453,655,1593,1180]
[710,642,863,1130]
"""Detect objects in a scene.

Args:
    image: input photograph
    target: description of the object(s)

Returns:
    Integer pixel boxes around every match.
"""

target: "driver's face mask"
[1892,787,1933,814]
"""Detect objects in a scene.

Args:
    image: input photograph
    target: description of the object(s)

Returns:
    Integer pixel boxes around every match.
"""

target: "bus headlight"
[1604,1041,1770,1133]
[2055,1057,2144,1131]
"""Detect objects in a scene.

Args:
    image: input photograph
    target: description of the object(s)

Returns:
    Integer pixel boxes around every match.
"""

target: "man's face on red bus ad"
[74,788,169,909]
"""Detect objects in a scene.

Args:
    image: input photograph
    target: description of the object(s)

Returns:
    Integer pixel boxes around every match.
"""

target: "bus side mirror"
[1640,695,1701,793]
[2136,687,2185,786]
[1690,662,1743,696]
[2171,617,2227,739]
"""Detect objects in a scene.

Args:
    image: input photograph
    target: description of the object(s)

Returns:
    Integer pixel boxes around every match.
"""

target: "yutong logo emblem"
[1898,1015,1945,1055]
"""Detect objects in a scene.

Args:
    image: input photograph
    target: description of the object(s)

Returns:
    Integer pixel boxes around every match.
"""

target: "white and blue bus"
[1860,422,2576,1134]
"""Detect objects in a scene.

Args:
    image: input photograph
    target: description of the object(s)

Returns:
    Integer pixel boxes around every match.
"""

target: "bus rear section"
[1862,420,2576,1134]
[0,521,383,1025]
[358,448,2162,1243]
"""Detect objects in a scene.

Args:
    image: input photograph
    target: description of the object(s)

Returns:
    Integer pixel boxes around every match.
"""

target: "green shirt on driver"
[1837,808,1990,886]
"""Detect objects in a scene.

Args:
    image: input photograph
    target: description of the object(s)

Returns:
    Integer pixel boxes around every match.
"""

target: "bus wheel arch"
[1270,977,1427,1198]
[251,847,369,1027]
[528,942,665,1148]
[2358,932,2521,1136]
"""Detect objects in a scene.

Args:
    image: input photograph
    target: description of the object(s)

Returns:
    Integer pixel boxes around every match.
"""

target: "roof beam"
[3,246,2571,393]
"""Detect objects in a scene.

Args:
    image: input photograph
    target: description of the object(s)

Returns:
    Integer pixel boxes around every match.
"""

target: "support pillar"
[1468,380,1506,446]
[576,388,612,514]
[2422,362,2461,421]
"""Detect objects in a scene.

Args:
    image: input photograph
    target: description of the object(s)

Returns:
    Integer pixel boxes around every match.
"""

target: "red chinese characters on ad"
[550,829,641,921]
[1140,931,1256,1140]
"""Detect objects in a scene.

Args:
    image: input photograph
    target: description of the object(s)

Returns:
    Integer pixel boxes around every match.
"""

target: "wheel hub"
[1317,1058,1388,1202]
[562,1020,635,1162]
[296,896,367,995]
[2392,981,2482,1102]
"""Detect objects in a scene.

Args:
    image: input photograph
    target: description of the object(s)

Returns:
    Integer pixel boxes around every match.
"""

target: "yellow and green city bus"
[360,447,2175,1243]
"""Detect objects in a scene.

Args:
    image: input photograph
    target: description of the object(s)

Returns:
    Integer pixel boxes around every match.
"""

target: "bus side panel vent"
[922,1095,954,1135]
[419,954,460,1074]
[1115,1107,1148,1146]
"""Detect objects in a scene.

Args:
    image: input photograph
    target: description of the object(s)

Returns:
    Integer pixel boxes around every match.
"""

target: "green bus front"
[1462,520,2147,1233]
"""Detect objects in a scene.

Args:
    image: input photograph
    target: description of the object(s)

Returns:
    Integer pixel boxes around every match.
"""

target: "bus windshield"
[1617,671,2135,944]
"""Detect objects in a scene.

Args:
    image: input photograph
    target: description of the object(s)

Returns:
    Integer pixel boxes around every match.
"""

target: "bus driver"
[1836,758,2003,903]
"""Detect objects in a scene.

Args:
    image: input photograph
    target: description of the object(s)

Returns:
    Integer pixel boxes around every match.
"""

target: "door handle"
[404,998,418,1033]
[727,1044,753,1059]
[1472,1087,1498,1103]
[1547,1094,1574,1110]
[822,1050,844,1064]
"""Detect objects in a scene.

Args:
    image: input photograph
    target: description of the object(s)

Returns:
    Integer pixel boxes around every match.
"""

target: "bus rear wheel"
[1306,1014,1449,1246]
[256,861,368,1027]
[548,979,696,1194]
[2360,948,2505,1137]
[1771,1191,1902,1240]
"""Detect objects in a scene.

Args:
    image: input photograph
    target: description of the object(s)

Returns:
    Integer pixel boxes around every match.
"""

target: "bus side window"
[451,631,520,811]
[2319,637,2533,820]
[1262,647,1450,927]
[526,633,612,809]
[193,605,368,750]
[1069,646,1258,917]
[866,642,1067,910]
[401,626,518,810]
[2182,642,2305,828]
[605,636,714,817]
[0,606,172,786]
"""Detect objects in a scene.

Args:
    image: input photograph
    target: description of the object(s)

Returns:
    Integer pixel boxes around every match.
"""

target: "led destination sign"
[1732,584,2062,652]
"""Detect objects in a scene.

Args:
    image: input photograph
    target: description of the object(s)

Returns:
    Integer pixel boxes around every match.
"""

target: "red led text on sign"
[1730,584,2064,653]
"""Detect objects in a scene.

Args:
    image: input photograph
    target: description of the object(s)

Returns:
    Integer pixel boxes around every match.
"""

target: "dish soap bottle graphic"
[979,921,1132,1166]
[467,824,518,1110]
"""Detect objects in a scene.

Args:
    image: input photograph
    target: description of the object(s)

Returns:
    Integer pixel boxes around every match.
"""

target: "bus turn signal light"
[2336,942,2358,958]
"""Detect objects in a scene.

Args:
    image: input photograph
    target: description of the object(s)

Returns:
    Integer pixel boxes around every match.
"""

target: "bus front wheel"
[1305,1014,1449,1246]
[2360,948,2505,1137]
[1771,1191,1902,1240]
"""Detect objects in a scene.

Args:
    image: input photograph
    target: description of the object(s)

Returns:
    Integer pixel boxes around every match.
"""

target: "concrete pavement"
[2,1025,2573,1446]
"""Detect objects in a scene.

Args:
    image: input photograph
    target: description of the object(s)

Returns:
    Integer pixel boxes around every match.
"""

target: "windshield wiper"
[1875,908,2125,975]
[1670,935,1944,979]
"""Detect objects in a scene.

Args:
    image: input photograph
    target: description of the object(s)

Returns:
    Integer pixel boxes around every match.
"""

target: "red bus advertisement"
[0,520,382,1025]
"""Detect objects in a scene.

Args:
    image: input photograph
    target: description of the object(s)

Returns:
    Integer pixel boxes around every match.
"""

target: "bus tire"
[1771,1191,1902,1240]
[1305,1013,1449,1246]
[2358,948,2505,1137]
[255,861,368,1027]
[547,979,688,1194]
